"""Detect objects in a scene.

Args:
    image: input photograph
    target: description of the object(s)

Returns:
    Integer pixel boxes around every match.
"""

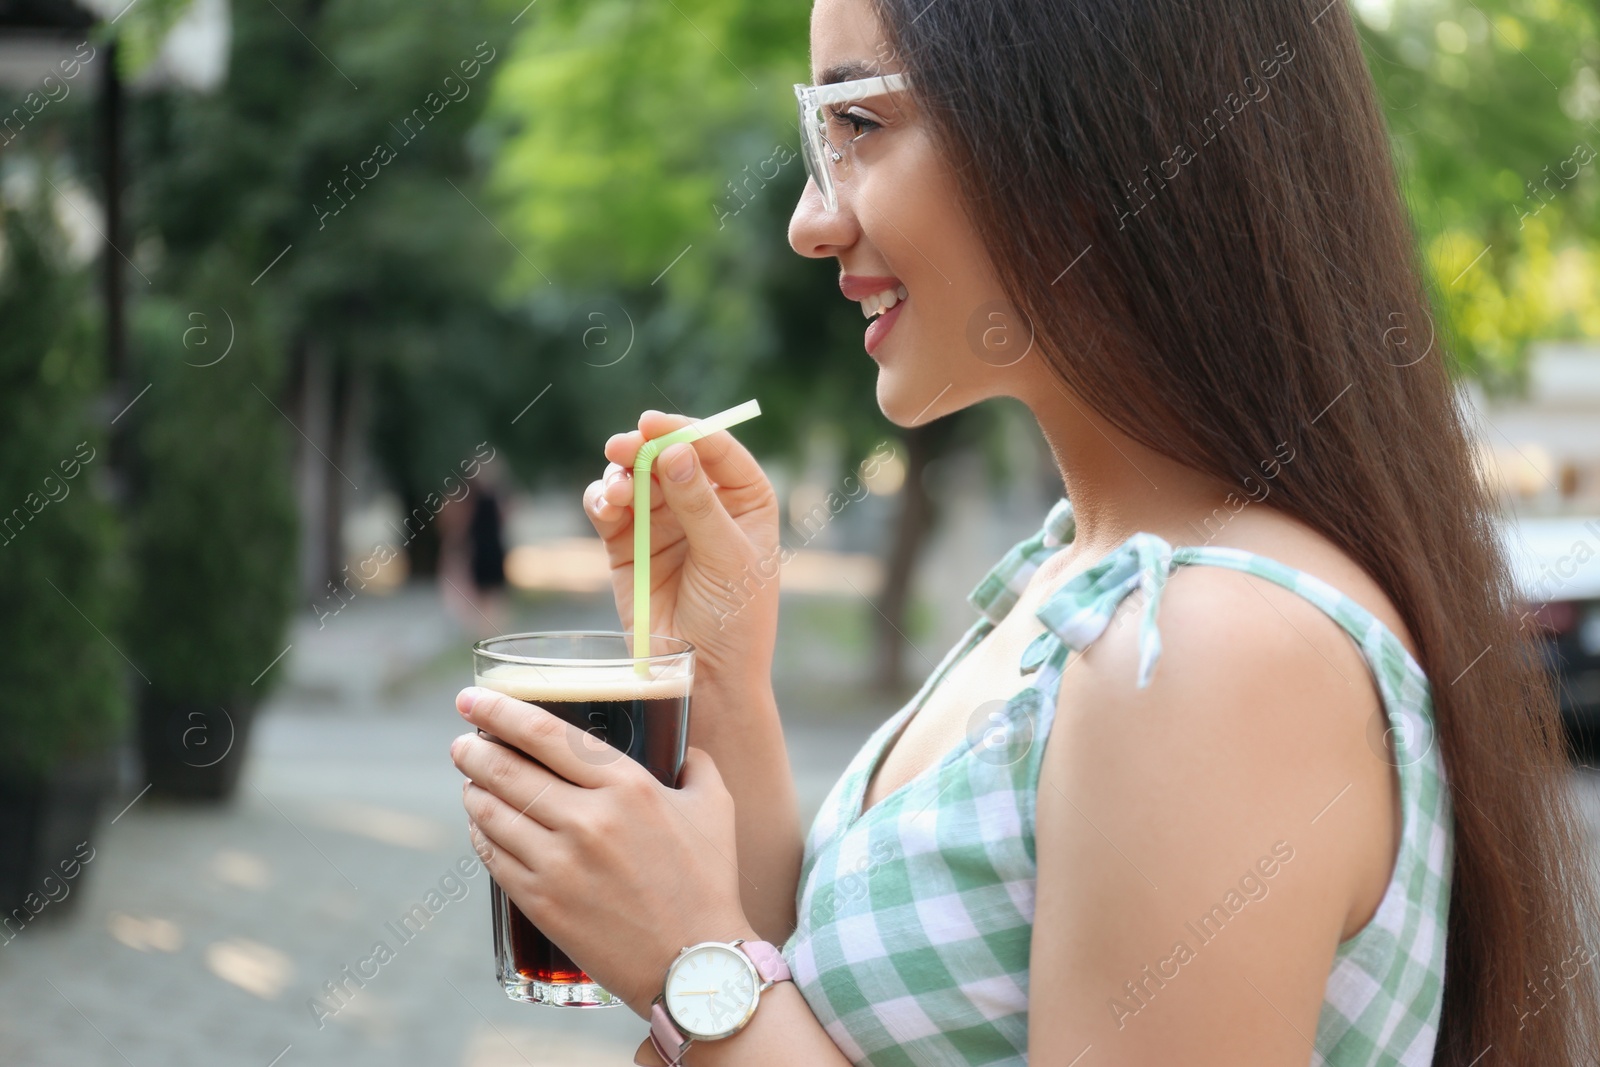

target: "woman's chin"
[876,369,957,428]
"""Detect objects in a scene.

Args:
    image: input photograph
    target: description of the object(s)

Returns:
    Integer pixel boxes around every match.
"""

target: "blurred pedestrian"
[439,453,509,637]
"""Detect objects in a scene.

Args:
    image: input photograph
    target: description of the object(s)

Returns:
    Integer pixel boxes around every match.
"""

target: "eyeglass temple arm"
[802,72,910,108]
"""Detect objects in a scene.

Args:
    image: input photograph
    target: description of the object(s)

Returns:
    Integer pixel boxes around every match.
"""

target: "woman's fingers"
[457,687,638,792]
[633,1036,668,1067]
[585,473,692,559]
[591,409,774,579]
[584,478,631,535]
[600,464,636,508]
[604,410,766,493]
[464,780,557,864]
[652,443,745,564]
[603,430,644,468]
[451,731,579,830]
[590,460,718,556]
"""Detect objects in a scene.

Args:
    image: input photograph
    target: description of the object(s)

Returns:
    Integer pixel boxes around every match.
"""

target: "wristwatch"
[648,938,792,1065]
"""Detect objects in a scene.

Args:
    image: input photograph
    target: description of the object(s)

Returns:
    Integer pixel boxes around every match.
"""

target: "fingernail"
[664,443,694,482]
[457,688,484,716]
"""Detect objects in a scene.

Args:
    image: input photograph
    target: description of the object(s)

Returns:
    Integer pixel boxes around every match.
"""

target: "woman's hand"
[450,684,759,1020]
[586,410,780,687]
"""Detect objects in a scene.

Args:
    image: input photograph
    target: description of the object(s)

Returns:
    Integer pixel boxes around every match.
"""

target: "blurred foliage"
[5,0,1593,668]
[1358,0,1600,384]
[482,0,1600,484]
[122,258,297,706]
[478,0,950,483]
[128,0,546,495]
[107,0,194,81]
[487,0,800,286]
[0,189,125,780]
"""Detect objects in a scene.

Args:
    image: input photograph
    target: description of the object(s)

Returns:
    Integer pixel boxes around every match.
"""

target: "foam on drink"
[474,661,691,702]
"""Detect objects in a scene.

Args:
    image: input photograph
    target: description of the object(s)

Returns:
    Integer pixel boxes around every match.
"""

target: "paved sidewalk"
[0,586,892,1067]
[13,581,1599,1065]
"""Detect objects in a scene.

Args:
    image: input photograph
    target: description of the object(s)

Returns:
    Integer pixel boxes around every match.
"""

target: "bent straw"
[631,399,763,672]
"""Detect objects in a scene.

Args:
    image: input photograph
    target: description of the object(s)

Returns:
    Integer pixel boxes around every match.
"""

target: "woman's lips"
[864,297,906,357]
[839,274,908,358]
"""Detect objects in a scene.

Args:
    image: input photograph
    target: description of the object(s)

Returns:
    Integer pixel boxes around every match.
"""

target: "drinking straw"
[631,400,762,672]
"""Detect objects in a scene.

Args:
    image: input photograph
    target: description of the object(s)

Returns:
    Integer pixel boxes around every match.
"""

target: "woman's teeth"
[860,285,910,319]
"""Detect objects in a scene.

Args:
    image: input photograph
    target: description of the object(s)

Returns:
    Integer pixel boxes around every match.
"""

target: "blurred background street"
[0,587,906,1066]
[0,480,1068,1066]
[4,575,1600,1066]
[4,0,1600,1062]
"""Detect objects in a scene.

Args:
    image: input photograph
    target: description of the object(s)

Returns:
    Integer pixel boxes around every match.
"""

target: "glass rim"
[472,630,694,668]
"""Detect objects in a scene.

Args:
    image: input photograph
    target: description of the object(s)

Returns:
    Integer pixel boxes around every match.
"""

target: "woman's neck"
[1024,379,1236,562]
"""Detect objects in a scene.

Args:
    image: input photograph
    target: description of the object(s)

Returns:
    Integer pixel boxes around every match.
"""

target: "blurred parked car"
[1500,515,1600,743]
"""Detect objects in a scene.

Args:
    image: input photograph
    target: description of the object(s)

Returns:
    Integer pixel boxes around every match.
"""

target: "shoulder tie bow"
[1020,532,1177,688]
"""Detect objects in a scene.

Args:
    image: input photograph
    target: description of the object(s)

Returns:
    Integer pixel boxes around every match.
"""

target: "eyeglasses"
[793,72,911,213]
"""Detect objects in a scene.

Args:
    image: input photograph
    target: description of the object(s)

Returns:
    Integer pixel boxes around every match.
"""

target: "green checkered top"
[780,496,1452,1065]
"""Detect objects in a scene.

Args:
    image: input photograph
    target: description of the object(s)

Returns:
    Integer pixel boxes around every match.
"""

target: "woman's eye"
[827,107,881,138]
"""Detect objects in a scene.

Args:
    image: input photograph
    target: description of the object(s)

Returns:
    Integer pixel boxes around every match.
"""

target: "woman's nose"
[788,177,861,260]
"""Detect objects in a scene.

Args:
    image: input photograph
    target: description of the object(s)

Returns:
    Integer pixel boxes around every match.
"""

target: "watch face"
[663,943,760,1039]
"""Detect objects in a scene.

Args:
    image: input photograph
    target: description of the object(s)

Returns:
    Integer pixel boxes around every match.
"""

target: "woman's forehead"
[809,0,891,82]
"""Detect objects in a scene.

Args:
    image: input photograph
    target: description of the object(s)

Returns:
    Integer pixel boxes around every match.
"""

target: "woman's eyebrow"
[817,60,881,85]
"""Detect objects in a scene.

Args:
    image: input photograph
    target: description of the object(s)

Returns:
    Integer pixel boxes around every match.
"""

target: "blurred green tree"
[1358,0,1600,382]
[127,0,545,590]
[121,260,297,797]
[0,185,124,781]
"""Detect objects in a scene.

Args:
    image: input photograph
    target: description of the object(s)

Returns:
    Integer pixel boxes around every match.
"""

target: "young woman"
[449,0,1600,1063]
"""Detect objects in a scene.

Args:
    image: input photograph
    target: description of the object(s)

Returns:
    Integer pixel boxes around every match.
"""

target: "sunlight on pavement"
[319,988,403,1045]
[204,938,295,999]
[505,539,611,593]
[780,549,882,595]
[458,1024,638,1066]
[211,849,273,890]
[107,913,183,953]
[310,802,452,850]
[505,538,883,596]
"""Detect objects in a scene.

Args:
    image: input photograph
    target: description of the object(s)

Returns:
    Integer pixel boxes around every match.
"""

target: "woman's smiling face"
[789,0,1040,427]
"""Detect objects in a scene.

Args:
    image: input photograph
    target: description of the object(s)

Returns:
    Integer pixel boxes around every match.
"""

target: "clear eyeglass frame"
[793,72,912,213]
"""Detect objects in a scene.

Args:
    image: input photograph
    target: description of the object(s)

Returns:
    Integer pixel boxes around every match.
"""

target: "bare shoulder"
[1191,505,1422,663]
[1025,510,1404,1061]
[1046,527,1396,901]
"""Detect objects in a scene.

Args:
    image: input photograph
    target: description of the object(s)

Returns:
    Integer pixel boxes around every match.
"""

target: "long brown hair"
[871,0,1600,1061]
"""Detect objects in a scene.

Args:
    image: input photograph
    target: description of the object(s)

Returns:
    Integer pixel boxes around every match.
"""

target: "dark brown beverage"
[474,661,690,1006]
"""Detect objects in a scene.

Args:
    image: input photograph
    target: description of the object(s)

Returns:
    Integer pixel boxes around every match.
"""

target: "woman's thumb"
[656,443,741,551]
[676,745,725,792]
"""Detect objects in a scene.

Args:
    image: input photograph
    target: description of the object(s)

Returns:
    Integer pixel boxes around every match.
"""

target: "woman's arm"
[1027,567,1398,1064]
[688,676,802,946]
[631,977,854,1067]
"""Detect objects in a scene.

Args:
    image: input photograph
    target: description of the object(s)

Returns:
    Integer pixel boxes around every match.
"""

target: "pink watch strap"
[650,1001,690,1065]
[648,941,791,1065]
[742,939,793,984]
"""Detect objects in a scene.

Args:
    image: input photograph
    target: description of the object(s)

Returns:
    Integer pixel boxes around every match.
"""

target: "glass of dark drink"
[471,631,693,1007]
